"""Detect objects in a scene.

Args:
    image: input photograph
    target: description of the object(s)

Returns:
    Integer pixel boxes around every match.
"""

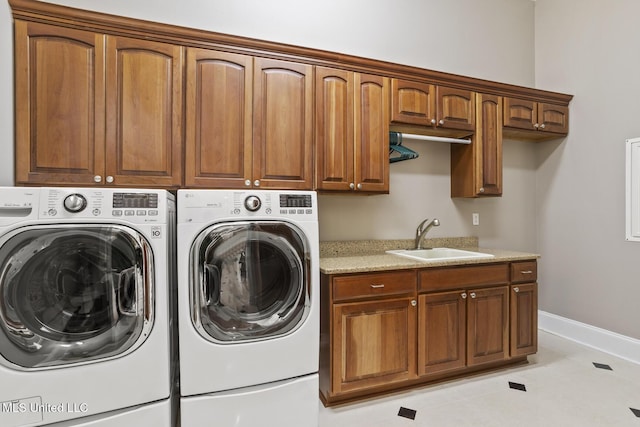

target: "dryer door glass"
[0,225,154,369]
[192,221,309,342]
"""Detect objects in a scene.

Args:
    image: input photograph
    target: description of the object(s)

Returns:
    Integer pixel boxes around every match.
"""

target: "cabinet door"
[418,291,466,376]
[315,67,354,191]
[185,49,253,188]
[467,286,509,366]
[14,20,106,185]
[253,58,313,189]
[537,102,569,134]
[333,298,416,394]
[510,283,538,357]
[390,79,435,126]
[436,87,475,132]
[354,73,389,193]
[450,94,502,197]
[105,36,183,187]
[503,97,536,130]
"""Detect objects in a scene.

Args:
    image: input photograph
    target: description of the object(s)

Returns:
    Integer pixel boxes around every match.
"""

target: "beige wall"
[535,0,640,339]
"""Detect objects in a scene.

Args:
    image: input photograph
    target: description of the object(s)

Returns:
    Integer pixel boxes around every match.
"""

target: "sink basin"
[386,248,494,262]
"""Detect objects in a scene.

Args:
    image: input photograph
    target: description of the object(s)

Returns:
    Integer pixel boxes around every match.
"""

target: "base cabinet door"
[466,286,510,366]
[418,291,466,376]
[510,282,538,357]
[332,298,417,395]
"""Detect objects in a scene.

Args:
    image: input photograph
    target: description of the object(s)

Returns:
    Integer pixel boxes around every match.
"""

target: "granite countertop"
[319,237,539,274]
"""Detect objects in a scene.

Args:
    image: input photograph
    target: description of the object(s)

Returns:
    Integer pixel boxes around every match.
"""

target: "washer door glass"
[192,221,310,342]
[0,225,154,369]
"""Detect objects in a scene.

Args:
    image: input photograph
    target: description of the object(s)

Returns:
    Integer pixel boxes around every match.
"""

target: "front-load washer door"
[191,221,310,343]
[0,225,154,369]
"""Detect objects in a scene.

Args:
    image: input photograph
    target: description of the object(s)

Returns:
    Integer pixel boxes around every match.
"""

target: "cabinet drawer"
[510,261,537,283]
[332,271,416,302]
[419,263,509,292]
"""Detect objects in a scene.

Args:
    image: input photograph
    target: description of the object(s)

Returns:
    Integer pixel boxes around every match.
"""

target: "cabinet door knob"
[479,187,485,193]
[370,284,385,289]
[430,119,436,125]
[514,287,520,293]
[533,123,540,129]
[357,183,363,190]
[254,180,260,187]
[411,300,417,307]
[539,123,546,129]
[349,182,355,190]
[106,176,114,183]
[470,292,477,299]
[438,119,445,126]
[244,179,251,187]
[93,175,102,183]
[461,292,467,299]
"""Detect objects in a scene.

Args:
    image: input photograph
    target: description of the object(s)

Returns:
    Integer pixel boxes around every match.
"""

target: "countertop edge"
[319,247,540,275]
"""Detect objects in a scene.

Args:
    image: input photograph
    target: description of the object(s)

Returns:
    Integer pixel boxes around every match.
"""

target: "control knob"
[244,195,261,212]
[63,193,87,213]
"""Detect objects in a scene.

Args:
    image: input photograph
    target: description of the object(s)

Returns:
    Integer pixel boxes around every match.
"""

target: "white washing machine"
[0,187,177,427]
[177,190,319,427]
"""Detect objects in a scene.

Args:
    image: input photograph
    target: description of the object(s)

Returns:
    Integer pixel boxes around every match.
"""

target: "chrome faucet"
[415,218,440,249]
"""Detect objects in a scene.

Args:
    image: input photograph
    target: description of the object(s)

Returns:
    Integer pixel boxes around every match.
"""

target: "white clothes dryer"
[0,187,177,427]
[177,190,319,427]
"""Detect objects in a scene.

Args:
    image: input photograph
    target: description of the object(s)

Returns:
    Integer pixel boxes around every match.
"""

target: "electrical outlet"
[472,213,480,226]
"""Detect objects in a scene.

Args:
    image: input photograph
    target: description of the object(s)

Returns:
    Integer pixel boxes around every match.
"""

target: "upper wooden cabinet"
[14,20,183,187]
[315,67,389,193]
[390,79,475,135]
[503,97,569,138]
[185,49,253,188]
[451,94,503,197]
[185,52,313,189]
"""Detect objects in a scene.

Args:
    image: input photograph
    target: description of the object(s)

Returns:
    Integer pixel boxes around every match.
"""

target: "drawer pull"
[370,284,385,289]
[520,270,533,274]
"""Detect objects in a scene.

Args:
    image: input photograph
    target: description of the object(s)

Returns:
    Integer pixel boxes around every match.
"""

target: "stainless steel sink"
[385,247,494,262]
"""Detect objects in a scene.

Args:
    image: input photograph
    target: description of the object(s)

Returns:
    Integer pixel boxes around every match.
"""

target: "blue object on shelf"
[389,132,419,163]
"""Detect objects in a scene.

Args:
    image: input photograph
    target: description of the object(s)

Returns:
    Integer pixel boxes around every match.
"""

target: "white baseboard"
[538,310,640,365]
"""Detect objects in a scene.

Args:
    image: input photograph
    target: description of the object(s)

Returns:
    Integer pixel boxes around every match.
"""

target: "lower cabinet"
[320,260,538,405]
[332,297,417,394]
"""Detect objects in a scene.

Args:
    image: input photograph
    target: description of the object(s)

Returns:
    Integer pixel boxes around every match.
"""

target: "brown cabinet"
[315,67,389,193]
[451,94,503,197]
[186,52,313,189]
[510,261,538,357]
[14,20,183,187]
[390,79,475,135]
[503,97,569,138]
[321,260,538,405]
[320,271,417,400]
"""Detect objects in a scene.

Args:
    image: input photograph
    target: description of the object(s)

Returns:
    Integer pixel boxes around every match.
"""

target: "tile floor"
[318,331,640,426]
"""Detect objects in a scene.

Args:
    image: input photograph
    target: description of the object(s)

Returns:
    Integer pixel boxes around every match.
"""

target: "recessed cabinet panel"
[333,298,416,394]
[418,291,466,376]
[14,20,105,185]
[510,283,538,357]
[105,36,183,187]
[185,49,253,187]
[437,87,475,132]
[355,74,389,193]
[467,286,509,366]
[391,80,434,126]
[253,58,313,189]
[315,67,354,190]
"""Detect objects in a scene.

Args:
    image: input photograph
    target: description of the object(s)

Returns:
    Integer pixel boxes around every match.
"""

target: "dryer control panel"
[178,190,317,223]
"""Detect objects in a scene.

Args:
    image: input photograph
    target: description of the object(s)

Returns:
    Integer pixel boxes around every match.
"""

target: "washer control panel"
[40,189,166,223]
